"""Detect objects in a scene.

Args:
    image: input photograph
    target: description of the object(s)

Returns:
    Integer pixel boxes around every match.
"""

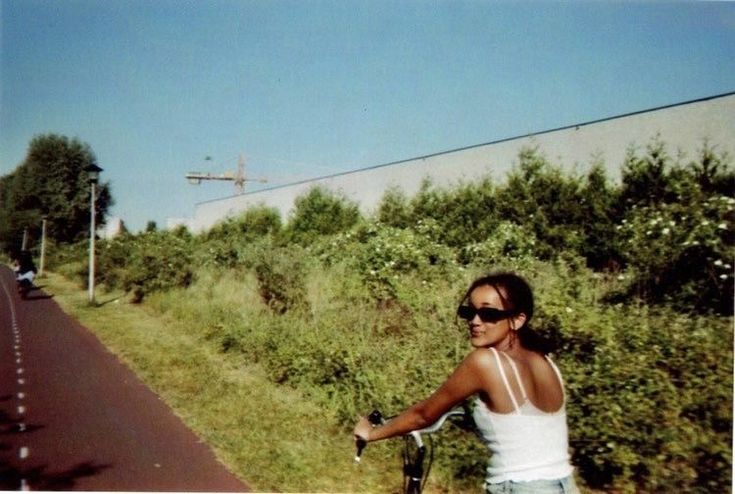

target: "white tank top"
[472,348,574,483]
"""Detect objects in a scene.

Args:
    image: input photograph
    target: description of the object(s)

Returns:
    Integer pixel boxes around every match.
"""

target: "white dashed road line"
[2,278,32,490]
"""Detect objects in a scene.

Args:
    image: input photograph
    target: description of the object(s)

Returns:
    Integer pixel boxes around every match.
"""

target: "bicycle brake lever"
[354,437,367,463]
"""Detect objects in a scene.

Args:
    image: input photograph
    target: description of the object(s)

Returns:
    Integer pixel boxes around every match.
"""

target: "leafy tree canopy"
[0,134,113,253]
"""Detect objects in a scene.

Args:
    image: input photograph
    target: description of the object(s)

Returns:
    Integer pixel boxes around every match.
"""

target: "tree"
[0,134,113,253]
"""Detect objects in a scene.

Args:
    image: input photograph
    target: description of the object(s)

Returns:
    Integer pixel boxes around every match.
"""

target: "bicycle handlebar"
[354,407,464,463]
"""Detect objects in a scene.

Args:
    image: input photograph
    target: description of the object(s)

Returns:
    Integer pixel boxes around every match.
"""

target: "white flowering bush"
[616,195,734,313]
[458,221,538,266]
[356,222,458,302]
[315,221,458,302]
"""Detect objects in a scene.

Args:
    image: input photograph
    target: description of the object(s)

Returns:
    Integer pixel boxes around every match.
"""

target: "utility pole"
[186,154,267,195]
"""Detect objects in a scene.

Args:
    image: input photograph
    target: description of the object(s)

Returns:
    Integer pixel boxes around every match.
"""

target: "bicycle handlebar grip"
[354,410,384,463]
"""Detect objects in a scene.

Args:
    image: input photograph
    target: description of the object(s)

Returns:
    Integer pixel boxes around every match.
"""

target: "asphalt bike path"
[0,266,249,491]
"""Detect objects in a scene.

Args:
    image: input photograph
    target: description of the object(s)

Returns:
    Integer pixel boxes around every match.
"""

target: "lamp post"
[39,216,47,277]
[85,164,103,304]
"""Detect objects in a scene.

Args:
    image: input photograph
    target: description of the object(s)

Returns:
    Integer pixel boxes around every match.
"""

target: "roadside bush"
[44,239,87,282]
[559,306,732,492]
[616,196,734,314]
[405,178,501,248]
[285,186,362,245]
[197,206,282,269]
[250,239,309,314]
[494,148,589,259]
[376,186,412,229]
[317,221,458,303]
[458,221,537,266]
[97,228,195,302]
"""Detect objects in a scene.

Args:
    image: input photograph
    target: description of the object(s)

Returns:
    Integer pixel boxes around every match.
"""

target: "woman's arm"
[354,349,492,443]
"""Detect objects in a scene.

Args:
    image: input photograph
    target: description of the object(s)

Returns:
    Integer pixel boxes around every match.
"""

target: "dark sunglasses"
[457,305,516,323]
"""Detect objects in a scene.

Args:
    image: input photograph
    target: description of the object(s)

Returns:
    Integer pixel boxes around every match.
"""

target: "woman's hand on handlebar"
[353,416,373,444]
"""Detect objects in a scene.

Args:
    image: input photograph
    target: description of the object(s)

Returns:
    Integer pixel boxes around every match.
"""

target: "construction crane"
[186,154,267,195]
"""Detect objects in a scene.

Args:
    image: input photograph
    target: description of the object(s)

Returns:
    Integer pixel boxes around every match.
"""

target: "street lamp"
[85,163,103,303]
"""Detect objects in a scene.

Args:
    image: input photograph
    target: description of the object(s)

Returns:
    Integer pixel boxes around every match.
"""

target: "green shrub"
[197,206,282,269]
[250,239,309,314]
[285,186,362,245]
[96,228,195,302]
[458,221,538,266]
[616,196,734,314]
[316,221,458,303]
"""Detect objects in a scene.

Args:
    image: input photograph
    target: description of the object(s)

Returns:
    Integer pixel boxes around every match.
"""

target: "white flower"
[714,260,724,266]
[720,274,728,280]
[565,307,573,313]
[662,228,670,235]
[717,223,728,230]
[617,275,626,281]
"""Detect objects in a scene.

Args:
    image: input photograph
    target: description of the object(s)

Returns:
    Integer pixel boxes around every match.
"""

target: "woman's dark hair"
[460,272,554,354]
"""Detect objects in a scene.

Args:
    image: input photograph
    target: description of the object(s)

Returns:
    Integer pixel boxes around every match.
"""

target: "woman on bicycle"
[354,272,578,493]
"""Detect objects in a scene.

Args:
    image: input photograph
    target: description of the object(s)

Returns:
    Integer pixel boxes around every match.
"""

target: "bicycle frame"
[355,407,467,494]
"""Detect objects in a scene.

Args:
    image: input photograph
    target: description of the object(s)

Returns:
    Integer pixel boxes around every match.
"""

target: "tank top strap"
[544,355,566,401]
[489,348,523,413]
[499,351,529,402]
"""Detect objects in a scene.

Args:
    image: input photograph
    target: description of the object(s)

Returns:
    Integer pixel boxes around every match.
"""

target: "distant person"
[14,250,37,285]
[354,272,579,493]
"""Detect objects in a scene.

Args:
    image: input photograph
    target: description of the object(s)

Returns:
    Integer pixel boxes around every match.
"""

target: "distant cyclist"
[14,250,37,287]
[354,272,579,493]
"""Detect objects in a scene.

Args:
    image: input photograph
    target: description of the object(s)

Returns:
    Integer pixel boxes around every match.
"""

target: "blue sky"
[2,0,734,232]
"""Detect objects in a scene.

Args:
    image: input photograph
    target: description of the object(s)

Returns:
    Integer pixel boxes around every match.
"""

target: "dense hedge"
[44,140,733,492]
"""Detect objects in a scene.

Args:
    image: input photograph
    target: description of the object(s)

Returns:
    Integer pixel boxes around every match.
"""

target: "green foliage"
[495,148,590,259]
[96,228,195,302]
[614,140,735,314]
[285,186,362,245]
[0,134,113,253]
[250,239,309,314]
[616,196,734,314]
[315,220,458,303]
[620,137,678,207]
[458,221,538,266]
[198,206,282,269]
[560,307,732,492]
[577,162,621,269]
[376,186,412,228]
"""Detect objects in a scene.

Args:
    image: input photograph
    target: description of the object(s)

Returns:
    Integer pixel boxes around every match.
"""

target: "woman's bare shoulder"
[462,348,502,379]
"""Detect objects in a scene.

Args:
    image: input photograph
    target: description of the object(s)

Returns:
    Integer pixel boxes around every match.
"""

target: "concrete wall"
[179,93,735,233]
